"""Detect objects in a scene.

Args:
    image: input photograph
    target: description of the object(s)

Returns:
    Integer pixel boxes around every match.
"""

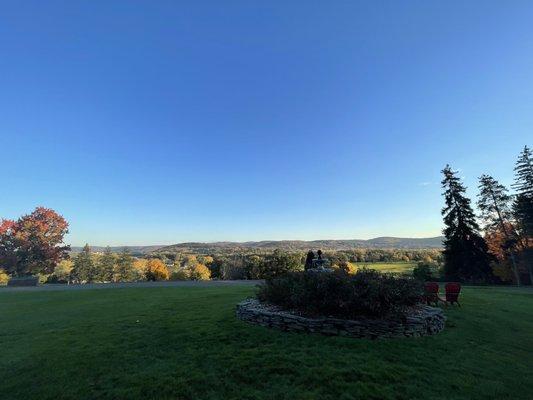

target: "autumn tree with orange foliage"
[0,207,70,276]
[484,226,516,283]
[145,259,170,281]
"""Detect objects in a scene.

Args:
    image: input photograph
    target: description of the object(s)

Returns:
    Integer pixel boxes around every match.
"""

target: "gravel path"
[0,280,262,292]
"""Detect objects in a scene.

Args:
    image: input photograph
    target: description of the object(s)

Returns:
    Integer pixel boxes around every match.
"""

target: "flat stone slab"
[236,299,446,339]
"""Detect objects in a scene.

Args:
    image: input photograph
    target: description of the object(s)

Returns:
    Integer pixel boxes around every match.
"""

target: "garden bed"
[236,298,446,338]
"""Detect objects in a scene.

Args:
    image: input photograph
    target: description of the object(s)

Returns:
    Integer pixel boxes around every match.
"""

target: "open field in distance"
[353,262,417,274]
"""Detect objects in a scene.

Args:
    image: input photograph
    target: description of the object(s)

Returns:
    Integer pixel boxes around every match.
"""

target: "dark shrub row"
[257,269,423,319]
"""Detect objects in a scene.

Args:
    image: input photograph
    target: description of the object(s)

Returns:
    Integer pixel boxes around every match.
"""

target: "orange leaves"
[145,259,170,281]
[0,219,15,235]
[0,207,70,275]
[15,207,69,242]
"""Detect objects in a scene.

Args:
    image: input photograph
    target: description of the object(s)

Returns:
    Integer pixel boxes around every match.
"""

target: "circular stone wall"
[236,299,445,339]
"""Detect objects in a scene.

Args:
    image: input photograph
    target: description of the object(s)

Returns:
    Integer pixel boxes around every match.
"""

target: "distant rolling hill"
[153,236,444,254]
[70,237,444,255]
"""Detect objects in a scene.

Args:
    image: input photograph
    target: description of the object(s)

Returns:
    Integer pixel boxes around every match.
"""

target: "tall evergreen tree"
[71,244,95,283]
[512,145,533,197]
[115,247,135,282]
[512,145,533,283]
[441,165,492,282]
[97,246,115,282]
[478,174,520,285]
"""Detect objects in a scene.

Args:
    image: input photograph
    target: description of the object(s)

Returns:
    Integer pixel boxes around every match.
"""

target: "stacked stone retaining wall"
[236,299,445,338]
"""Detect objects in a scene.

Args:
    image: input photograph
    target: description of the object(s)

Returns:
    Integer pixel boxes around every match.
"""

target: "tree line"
[148,248,442,280]
[441,145,532,284]
[49,245,212,284]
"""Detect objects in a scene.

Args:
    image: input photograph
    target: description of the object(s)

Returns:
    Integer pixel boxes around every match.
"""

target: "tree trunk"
[509,251,521,286]
[490,189,521,286]
[524,248,533,285]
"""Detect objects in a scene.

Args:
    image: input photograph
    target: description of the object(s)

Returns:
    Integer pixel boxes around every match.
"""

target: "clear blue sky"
[1,1,532,246]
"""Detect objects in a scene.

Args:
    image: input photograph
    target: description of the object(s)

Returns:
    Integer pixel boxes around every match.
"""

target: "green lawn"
[353,262,417,274]
[1,285,532,400]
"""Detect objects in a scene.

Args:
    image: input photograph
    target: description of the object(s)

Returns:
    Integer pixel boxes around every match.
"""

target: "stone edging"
[236,299,446,339]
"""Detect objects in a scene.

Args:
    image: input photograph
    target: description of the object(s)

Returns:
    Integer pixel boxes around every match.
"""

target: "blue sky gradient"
[1,1,532,245]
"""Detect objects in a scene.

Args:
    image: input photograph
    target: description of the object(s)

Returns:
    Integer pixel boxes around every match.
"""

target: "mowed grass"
[353,262,417,274]
[0,285,532,400]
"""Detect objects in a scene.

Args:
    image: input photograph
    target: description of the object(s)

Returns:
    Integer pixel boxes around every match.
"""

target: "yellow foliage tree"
[183,255,198,267]
[332,261,357,274]
[344,261,357,274]
[133,259,148,280]
[187,263,211,280]
[0,268,9,285]
[50,259,73,283]
[145,259,169,281]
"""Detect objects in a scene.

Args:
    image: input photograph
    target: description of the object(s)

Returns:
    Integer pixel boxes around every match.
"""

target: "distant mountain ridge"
[71,236,444,255]
[72,236,443,255]
[156,237,444,253]
[70,245,164,255]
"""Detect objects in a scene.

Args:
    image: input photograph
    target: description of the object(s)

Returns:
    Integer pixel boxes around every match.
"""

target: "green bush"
[257,269,423,319]
[220,263,247,280]
[170,269,189,281]
[412,262,436,281]
[260,249,302,279]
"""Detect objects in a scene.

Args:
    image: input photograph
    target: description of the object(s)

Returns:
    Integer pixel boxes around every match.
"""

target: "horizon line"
[68,235,444,248]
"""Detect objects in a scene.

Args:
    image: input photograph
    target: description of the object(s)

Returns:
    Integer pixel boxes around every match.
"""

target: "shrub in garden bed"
[256,269,423,319]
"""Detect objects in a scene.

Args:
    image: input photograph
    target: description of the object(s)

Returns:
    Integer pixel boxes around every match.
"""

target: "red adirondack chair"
[423,282,441,306]
[444,282,461,306]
